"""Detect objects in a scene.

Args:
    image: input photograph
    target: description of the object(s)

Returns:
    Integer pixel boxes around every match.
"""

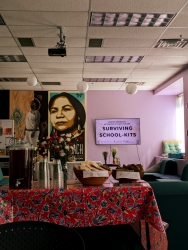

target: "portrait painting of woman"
[49,92,86,161]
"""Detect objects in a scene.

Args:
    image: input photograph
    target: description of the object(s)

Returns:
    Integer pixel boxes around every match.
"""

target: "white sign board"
[116,171,140,180]
[83,170,109,178]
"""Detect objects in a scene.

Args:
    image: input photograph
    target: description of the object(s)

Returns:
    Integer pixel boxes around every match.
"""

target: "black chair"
[0,221,85,250]
[75,224,144,250]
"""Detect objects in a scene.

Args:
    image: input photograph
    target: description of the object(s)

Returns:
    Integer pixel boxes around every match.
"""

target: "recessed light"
[84,78,127,82]
[90,12,175,27]
[0,55,27,62]
[85,56,143,63]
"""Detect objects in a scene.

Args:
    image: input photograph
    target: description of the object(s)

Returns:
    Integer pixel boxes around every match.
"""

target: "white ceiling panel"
[2,11,88,27]
[83,68,132,74]
[86,48,149,56]
[36,73,82,77]
[34,38,86,48]
[161,28,188,38]
[84,63,136,69]
[0,38,17,46]
[0,69,32,75]
[0,74,32,78]
[88,27,165,39]
[0,0,89,11]
[33,68,83,74]
[8,26,87,38]
[142,56,188,63]
[30,62,83,69]
[28,56,84,63]
[0,26,12,37]
[169,14,188,27]
[0,63,30,68]
[91,0,187,12]
[103,39,156,48]
[83,73,129,78]
[0,47,22,54]
[148,48,188,56]
[148,63,186,69]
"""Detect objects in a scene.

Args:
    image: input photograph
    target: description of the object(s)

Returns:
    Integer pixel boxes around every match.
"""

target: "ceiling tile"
[91,0,187,13]
[2,11,88,26]
[0,0,89,11]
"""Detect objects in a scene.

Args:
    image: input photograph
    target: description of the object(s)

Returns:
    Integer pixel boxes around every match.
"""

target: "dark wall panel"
[0,90,9,119]
[34,91,48,140]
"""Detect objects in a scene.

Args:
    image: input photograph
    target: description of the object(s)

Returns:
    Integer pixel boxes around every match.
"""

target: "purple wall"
[86,90,176,170]
[183,71,188,163]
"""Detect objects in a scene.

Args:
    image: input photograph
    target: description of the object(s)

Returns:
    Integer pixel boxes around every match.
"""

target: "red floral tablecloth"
[0,181,167,250]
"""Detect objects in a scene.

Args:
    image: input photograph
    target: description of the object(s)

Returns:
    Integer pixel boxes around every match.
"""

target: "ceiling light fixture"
[27,76,38,86]
[90,12,175,27]
[86,56,143,63]
[0,55,27,62]
[84,78,127,82]
[125,83,138,95]
[77,81,89,93]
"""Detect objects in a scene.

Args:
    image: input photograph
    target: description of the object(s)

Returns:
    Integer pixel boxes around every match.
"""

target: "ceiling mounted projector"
[48,48,66,57]
[48,27,67,57]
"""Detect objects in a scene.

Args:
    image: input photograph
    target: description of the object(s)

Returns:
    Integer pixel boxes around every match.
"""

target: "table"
[0,180,167,250]
[67,161,103,180]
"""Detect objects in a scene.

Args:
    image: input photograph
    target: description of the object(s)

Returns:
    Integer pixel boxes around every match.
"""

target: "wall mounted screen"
[95,118,141,145]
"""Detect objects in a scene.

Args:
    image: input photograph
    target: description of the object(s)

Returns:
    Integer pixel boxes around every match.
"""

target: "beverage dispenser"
[9,139,33,189]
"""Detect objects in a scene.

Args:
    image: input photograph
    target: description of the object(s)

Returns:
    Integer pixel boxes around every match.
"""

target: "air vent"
[84,78,127,82]
[89,39,103,47]
[0,15,5,25]
[17,38,35,47]
[0,78,27,82]
[0,55,27,62]
[125,82,145,85]
[90,12,176,27]
[86,56,143,63]
[41,82,61,86]
[154,39,188,48]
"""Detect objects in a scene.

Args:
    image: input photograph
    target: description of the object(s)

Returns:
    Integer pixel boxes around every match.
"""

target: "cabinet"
[155,156,186,175]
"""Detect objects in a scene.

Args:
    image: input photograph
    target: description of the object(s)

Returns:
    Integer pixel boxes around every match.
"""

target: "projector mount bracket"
[55,26,66,49]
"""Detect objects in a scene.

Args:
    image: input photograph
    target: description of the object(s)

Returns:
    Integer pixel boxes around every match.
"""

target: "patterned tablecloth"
[0,180,167,250]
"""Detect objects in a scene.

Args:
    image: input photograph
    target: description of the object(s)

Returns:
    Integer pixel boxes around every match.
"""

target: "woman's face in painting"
[50,96,76,131]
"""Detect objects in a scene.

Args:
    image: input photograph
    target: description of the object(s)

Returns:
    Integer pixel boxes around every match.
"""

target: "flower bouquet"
[38,131,83,182]
[111,147,118,164]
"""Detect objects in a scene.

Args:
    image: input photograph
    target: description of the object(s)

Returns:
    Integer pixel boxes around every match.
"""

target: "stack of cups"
[38,158,50,188]
[50,159,64,188]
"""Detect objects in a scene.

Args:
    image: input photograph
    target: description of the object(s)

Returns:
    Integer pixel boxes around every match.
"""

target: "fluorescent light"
[90,12,175,27]
[85,56,143,63]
